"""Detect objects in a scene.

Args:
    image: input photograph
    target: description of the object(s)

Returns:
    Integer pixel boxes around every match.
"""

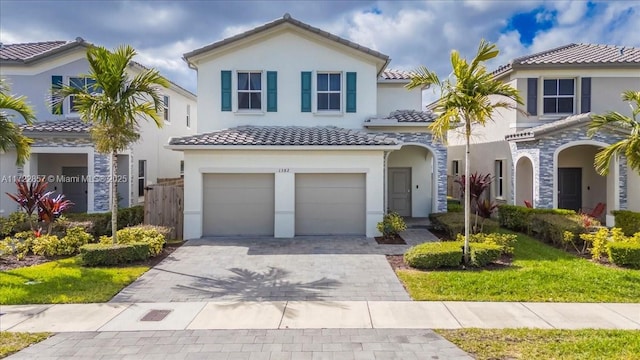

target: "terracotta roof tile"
[169,126,398,146]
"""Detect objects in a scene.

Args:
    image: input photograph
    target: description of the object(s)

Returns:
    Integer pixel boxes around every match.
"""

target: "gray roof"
[20,118,90,134]
[386,110,436,123]
[169,126,398,146]
[493,43,640,78]
[184,13,389,64]
[0,40,75,62]
[380,69,412,80]
[505,113,592,141]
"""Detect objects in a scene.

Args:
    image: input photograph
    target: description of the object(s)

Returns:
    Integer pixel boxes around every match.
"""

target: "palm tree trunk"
[463,120,471,265]
[111,151,118,245]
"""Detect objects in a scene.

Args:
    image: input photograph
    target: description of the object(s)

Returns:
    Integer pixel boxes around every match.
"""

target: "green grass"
[0,332,51,358]
[398,232,640,302]
[0,257,149,304]
[436,329,640,360]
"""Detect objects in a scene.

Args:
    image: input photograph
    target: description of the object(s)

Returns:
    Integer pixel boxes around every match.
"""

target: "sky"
[1,0,639,100]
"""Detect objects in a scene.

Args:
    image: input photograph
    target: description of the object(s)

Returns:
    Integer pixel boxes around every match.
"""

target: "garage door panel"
[295,173,365,235]
[203,174,274,236]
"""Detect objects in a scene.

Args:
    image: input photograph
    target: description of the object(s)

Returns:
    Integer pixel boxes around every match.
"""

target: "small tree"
[56,45,168,244]
[0,79,35,165]
[407,40,523,264]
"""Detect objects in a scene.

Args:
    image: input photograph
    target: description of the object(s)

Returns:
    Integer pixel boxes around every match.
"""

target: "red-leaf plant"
[6,179,74,234]
[454,172,493,202]
[38,194,74,234]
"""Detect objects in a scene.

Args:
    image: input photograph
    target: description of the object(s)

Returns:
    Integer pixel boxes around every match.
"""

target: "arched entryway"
[386,144,437,217]
[515,156,534,207]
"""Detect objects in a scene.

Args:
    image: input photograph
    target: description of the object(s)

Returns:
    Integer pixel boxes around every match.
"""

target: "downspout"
[383,150,391,214]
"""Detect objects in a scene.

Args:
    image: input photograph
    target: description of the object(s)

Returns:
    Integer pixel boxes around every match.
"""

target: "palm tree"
[406,40,523,264]
[57,45,169,244]
[0,79,35,165]
[587,90,640,176]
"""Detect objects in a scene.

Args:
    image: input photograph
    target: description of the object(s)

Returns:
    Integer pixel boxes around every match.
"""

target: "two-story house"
[168,14,447,239]
[0,38,197,215]
[447,43,640,225]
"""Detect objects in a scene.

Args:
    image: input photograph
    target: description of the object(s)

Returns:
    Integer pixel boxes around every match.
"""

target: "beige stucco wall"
[376,83,421,117]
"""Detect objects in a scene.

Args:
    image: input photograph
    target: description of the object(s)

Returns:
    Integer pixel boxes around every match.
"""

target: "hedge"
[528,213,586,247]
[469,243,502,267]
[429,212,499,239]
[404,242,463,269]
[64,205,144,238]
[100,225,169,256]
[80,242,150,266]
[612,210,640,236]
[607,242,640,268]
[497,204,576,232]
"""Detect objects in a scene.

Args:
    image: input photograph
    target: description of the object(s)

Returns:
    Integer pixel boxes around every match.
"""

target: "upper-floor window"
[543,79,574,114]
[186,104,191,128]
[237,71,262,110]
[317,72,341,111]
[163,95,170,122]
[69,77,97,112]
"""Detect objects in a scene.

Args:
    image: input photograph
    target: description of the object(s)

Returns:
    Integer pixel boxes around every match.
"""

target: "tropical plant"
[38,194,74,234]
[55,45,169,244]
[407,40,523,264]
[587,90,640,175]
[5,179,48,230]
[0,79,36,165]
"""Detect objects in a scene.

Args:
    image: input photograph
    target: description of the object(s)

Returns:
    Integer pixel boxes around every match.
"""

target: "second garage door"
[295,173,366,235]
[203,174,274,236]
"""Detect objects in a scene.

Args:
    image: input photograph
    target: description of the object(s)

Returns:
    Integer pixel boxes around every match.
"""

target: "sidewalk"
[2,301,638,332]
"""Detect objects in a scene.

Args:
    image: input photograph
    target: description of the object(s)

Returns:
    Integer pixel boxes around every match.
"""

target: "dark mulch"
[375,234,407,245]
[386,255,411,270]
[0,254,50,271]
[387,252,515,272]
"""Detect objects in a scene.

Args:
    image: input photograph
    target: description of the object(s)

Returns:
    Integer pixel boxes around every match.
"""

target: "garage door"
[295,173,366,235]
[203,174,274,236]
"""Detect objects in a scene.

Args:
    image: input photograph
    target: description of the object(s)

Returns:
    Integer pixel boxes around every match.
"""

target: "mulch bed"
[375,235,407,245]
[386,251,514,272]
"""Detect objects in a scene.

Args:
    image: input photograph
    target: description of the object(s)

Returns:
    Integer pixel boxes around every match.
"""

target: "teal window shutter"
[51,75,63,114]
[301,71,311,112]
[221,70,232,111]
[267,71,277,112]
[346,72,357,113]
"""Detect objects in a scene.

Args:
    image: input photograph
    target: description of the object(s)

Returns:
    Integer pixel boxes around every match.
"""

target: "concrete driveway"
[111,236,425,303]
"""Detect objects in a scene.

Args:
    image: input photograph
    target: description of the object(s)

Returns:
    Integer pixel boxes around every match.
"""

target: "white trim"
[313,70,343,114]
[232,70,266,113]
[198,167,370,174]
[541,77,576,115]
[365,121,431,127]
[166,145,401,151]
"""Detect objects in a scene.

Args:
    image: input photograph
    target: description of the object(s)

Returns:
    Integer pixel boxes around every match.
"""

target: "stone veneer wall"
[384,132,448,213]
[510,125,628,210]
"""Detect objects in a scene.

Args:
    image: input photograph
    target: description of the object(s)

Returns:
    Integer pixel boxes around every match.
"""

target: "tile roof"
[169,126,398,146]
[380,69,412,80]
[386,110,436,123]
[492,43,640,78]
[505,113,592,141]
[20,118,90,134]
[184,13,389,64]
[0,41,70,61]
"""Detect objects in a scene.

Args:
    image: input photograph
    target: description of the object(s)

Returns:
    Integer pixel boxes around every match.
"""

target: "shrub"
[377,212,407,239]
[607,242,640,268]
[100,225,168,257]
[30,227,92,257]
[497,205,576,232]
[0,235,34,260]
[612,210,640,236]
[429,212,499,239]
[31,235,61,257]
[80,242,150,266]
[469,242,502,267]
[0,211,35,237]
[528,213,585,247]
[447,202,463,213]
[404,241,463,269]
[457,232,517,255]
[64,205,145,238]
[580,228,609,260]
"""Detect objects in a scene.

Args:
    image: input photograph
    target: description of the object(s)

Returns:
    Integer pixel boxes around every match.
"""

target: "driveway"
[111,235,433,303]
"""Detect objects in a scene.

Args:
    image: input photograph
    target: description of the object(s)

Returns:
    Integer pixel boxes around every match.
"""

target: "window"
[495,160,504,198]
[186,104,191,128]
[543,79,574,114]
[452,160,460,177]
[317,72,341,111]
[163,95,170,122]
[138,160,146,197]
[69,77,97,112]
[180,160,184,177]
[237,71,262,110]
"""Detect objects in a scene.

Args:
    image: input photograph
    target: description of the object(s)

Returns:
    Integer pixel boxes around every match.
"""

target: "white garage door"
[295,173,366,235]
[203,174,274,236]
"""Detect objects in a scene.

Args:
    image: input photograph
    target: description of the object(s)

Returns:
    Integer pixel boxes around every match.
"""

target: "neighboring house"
[168,14,446,239]
[0,38,197,215]
[447,43,640,225]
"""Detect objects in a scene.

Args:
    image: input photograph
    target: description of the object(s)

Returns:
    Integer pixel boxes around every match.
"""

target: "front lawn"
[436,329,640,360]
[398,232,640,302]
[0,332,50,358]
[0,257,148,304]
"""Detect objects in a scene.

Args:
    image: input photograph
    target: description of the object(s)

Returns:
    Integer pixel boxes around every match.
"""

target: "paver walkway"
[111,232,437,303]
[6,329,472,360]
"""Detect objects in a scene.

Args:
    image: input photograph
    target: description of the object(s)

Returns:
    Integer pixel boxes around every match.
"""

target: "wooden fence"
[144,184,184,240]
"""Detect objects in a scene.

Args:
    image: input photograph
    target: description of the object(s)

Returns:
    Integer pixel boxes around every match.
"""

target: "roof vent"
[75,37,84,43]
[620,46,625,55]
[0,42,3,49]
[283,13,291,19]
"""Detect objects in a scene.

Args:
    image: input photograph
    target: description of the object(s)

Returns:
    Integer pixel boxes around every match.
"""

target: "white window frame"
[186,104,191,128]
[315,71,342,113]
[495,159,504,199]
[542,78,575,115]
[163,95,170,123]
[234,70,264,113]
[452,160,460,178]
[138,160,147,199]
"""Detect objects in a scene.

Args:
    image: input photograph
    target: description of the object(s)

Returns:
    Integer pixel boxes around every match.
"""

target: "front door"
[62,167,88,213]
[558,168,582,211]
[388,167,411,216]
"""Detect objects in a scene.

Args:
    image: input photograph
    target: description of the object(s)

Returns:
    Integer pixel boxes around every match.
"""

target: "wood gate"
[144,184,184,240]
